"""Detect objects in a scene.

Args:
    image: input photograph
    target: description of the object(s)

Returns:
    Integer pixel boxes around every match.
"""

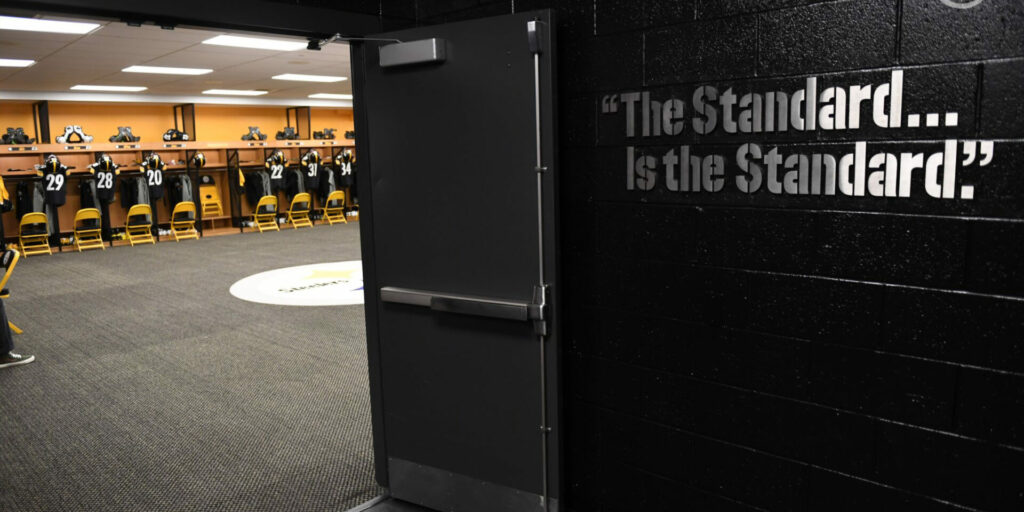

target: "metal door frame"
[351,11,562,510]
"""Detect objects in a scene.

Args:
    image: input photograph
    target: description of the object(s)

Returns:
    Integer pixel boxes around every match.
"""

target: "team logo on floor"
[939,0,983,8]
[229,261,364,306]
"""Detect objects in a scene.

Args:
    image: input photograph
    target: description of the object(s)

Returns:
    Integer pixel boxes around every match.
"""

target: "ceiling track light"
[0,58,35,68]
[0,15,99,34]
[202,35,307,52]
[123,65,212,75]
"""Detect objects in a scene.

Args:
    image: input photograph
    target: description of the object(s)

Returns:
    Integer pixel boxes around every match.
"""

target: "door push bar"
[380,286,547,333]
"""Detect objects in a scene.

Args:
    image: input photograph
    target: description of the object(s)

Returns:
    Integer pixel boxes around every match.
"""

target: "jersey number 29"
[45,173,65,191]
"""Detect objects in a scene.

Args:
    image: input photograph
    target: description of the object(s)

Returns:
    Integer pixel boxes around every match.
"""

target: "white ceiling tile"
[0,14,351,104]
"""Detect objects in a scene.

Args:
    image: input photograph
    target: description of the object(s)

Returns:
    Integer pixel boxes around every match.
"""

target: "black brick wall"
[403,0,1024,510]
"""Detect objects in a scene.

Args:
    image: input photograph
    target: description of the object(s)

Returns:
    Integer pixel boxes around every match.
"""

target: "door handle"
[380,286,543,322]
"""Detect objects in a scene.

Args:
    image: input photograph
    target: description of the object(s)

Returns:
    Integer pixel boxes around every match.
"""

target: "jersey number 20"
[146,170,163,186]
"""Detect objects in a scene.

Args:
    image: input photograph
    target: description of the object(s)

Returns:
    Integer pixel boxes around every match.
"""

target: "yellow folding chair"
[18,212,51,257]
[319,190,347,225]
[252,195,279,232]
[73,208,105,252]
[200,184,223,217]
[0,249,22,334]
[125,204,155,246]
[170,202,199,241]
[287,192,313,229]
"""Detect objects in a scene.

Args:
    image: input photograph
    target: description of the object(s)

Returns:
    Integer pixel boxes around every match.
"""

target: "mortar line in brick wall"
[585,56,1024,95]
[754,15,760,77]
[681,261,1024,303]
[641,32,646,87]
[949,365,963,439]
[877,273,892,361]
[589,261,1024,317]
[590,198,1024,224]
[694,0,855,22]
[895,0,903,65]
[963,221,975,290]
[581,400,987,512]
[975,64,985,137]
[622,464,772,512]
[720,324,1024,380]
[577,351,1024,454]
[579,304,1024,379]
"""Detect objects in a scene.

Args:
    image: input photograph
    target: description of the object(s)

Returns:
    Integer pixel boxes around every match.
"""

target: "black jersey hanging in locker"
[335,150,357,201]
[140,153,166,200]
[39,154,69,206]
[300,150,322,191]
[265,150,287,193]
[89,153,120,202]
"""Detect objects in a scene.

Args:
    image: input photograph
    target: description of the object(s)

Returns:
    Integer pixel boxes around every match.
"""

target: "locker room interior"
[2,2,1023,512]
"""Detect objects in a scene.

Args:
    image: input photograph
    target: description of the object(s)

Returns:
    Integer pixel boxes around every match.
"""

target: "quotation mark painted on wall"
[959,140,994,200]
[601,95,619,114]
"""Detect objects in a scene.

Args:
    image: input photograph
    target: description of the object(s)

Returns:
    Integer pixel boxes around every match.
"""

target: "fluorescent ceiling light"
[123,65,212,75]
[71,84,147,92]
[274,73,347,83]
[308,93,352,100]
[202,35,306,51]
[0,58,35,67]
[202,89,267,96]
[0,15,99,34]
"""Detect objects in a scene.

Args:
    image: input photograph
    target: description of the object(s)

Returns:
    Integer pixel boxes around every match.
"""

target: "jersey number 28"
[97,172,114,189]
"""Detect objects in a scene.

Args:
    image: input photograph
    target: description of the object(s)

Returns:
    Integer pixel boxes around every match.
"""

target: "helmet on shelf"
[96,153,116,171]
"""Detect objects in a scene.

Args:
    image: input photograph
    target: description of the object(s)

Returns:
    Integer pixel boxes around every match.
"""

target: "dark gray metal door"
[351,10,559,512]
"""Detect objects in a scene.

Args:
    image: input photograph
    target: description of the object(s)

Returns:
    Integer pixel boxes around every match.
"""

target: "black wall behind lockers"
[402,1,1024,511]
[286,0,1023,510]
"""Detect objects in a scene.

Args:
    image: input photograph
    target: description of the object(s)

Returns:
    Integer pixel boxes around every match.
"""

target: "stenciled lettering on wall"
[605,70,996,200]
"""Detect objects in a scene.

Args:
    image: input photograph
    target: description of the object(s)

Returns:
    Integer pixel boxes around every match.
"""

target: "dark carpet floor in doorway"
[0,223,382,511]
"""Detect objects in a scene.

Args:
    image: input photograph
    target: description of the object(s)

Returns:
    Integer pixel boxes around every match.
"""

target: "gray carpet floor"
[0,223,382,511]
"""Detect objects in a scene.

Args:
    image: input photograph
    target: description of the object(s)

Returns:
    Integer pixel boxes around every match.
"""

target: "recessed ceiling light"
[308,93,353,100]
[0,58,35,67]
[273,73,347,83]
[0,15,100,34]
[123,65,212,75]
[71,85,148,92]
[202,35,306,52]
[202,89,268,96]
